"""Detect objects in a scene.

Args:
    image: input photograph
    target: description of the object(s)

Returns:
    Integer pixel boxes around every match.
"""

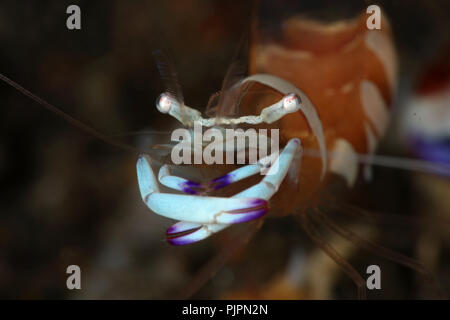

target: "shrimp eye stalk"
[156,92,176,114]
[282,93,301,113]
[156,92,202,126]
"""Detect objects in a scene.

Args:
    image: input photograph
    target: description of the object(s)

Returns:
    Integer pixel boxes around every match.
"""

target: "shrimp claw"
[136,138,302,245]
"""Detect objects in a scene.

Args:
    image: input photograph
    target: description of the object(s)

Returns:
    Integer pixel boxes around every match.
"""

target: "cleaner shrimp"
[1,0,449,299]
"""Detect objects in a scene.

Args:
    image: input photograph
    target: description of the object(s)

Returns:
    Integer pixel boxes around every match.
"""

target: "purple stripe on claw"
[230,208,268,224]
[218,198,268,224]
[166,222,228,246]
[209,174,233,190]
[180,180,203,194]
[166,221,202,235]
[166,224,203,246]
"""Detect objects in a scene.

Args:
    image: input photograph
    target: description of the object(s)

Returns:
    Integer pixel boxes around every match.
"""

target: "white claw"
[158,165,202,194]
[137,139,302,245]
[137,139,301,245]
[152,138,302,245]
[137,155,159,201]
[137,156,268,225]
[236,138,301,200]
[144,194,267,225]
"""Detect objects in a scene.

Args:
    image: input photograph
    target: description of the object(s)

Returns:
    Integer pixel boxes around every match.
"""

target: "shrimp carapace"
[242,11,397,215]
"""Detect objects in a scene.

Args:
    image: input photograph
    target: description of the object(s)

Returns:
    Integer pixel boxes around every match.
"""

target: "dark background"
[0,0,449,299]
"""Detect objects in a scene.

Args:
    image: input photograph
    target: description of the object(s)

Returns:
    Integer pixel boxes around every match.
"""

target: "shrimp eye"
[156,92,173,113]
[282,93,301,112]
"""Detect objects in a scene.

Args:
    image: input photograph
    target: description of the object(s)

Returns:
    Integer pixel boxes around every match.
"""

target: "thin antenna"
[303,148,450,177]
[0,72,157,157]
[214,29,251,121]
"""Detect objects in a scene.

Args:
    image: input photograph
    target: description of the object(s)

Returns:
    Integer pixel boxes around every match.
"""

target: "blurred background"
[0,0,449,299]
